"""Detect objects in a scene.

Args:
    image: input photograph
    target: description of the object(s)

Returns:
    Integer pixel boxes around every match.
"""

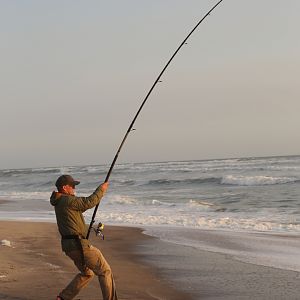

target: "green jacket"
[50,186,104,252]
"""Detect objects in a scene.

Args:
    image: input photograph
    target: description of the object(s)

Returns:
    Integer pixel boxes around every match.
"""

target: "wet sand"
[0,221,190,300]
[0,199,10,205]
[139,232,300,300]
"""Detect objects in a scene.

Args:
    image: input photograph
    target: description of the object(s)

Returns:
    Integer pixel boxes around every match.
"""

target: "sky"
[1,0,300,169]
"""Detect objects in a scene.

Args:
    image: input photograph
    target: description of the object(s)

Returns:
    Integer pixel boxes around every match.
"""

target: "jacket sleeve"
[69,186,104,212]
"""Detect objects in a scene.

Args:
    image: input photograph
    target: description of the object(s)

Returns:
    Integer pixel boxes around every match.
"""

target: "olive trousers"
[59,245,118,300]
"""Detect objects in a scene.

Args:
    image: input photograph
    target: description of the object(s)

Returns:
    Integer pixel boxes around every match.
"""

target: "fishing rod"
[86,0,224,239]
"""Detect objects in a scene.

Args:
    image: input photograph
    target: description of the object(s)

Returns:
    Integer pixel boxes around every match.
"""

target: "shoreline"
[0,221,191,300]
[2,221,300,299]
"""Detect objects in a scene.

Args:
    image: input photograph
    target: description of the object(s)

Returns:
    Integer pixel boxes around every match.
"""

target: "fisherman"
[50,174,118,300]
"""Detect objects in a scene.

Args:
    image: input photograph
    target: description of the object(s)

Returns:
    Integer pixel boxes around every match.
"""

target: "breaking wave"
[147,177,220,186]
[221,175,298,186]
[188,200,226,212]
[152,199,176,207]
[106,195,138,205]
[0,191,51,200]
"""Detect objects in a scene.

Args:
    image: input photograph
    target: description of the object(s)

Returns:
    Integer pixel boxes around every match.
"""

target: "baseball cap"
[55,175,80,189]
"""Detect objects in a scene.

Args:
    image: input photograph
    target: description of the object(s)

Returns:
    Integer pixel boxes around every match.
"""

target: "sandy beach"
[2,221,300,300]
[0,221,190,300]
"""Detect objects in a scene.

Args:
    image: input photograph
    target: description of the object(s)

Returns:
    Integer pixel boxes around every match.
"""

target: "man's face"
[62,184,75,196]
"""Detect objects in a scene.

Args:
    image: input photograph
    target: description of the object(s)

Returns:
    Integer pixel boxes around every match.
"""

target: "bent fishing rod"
[86,0,224,239]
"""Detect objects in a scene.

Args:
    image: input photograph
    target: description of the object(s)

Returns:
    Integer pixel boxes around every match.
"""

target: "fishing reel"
[93,222,105,240]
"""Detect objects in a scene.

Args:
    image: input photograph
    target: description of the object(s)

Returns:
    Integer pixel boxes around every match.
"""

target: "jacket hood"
[50,191,62,206]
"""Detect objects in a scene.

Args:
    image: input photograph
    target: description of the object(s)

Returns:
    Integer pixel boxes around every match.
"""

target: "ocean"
[1,155,300,233]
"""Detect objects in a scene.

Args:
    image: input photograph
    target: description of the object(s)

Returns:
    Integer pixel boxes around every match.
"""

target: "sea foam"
[221,175,297,186]
[1,240,12,247]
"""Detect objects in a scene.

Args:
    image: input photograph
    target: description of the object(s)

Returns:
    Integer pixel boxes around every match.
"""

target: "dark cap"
[55,175,80,189]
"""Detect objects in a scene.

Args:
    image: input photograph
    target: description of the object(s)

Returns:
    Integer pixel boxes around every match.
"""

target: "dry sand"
[0,221,190,300]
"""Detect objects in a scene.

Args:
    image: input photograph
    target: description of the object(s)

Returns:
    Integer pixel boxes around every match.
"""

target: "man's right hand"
[100,182,109,194]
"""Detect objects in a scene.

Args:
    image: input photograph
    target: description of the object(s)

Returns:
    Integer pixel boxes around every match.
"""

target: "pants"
[59,245,118,300]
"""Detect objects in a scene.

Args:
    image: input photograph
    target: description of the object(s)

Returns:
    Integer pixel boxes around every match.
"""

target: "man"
[50,174,118,300]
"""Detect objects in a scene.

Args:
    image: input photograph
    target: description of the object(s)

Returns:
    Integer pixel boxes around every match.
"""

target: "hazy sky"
[1,1,299,169]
